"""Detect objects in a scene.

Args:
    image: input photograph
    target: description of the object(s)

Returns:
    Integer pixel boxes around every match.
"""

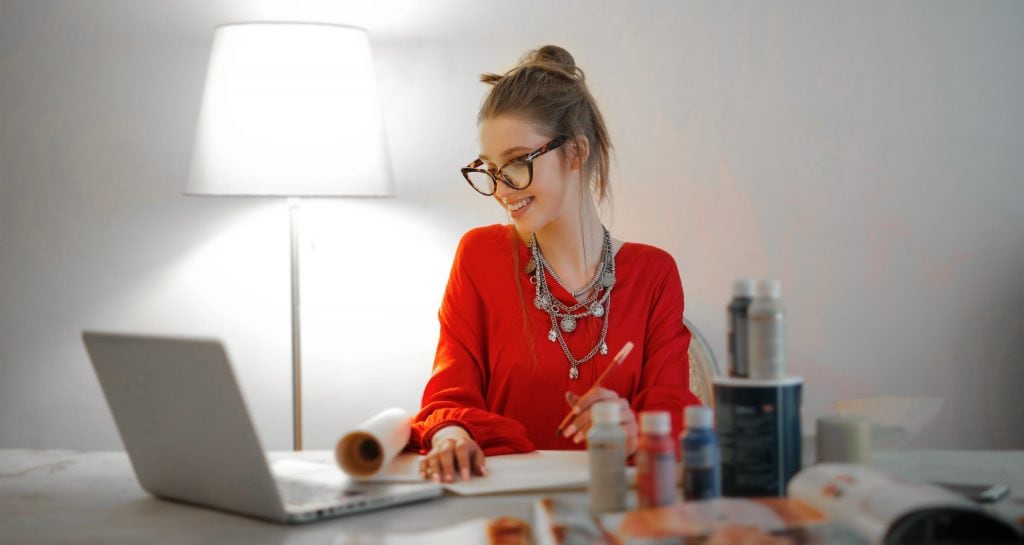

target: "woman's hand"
[561,388,639,455]
[418,425,487,483]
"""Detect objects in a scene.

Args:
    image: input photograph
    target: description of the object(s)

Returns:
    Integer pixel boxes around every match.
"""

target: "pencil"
[556,341,635,434]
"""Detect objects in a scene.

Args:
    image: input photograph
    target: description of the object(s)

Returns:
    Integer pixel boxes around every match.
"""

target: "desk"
[2,449,1023,545]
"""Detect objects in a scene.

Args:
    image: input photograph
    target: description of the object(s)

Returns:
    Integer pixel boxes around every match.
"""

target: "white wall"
[2,0,1022,451]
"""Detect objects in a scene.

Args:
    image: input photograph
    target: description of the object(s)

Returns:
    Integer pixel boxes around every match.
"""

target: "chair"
[685,317,719,407]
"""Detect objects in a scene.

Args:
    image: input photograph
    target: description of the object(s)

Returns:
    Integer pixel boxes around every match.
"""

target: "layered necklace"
[527,226,616,380]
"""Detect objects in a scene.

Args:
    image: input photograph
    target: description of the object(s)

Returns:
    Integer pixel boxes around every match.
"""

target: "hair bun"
[528,45,576,70]
[520,45,583,81]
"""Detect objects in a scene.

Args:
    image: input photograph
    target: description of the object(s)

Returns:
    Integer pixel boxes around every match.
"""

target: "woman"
[410,45,700,483]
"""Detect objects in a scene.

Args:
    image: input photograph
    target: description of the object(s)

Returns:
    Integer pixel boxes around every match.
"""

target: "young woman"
[410,45,700,483]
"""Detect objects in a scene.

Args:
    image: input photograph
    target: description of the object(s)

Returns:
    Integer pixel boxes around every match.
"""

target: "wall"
[2,0,1022,451]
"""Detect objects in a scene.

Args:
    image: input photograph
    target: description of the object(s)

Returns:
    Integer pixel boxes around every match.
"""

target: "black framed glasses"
[461,135,570,196]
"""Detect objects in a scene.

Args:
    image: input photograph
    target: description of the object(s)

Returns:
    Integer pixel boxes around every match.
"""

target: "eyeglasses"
[461,135,570,196]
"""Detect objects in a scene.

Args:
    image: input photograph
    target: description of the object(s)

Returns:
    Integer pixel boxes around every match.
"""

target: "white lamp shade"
[187,23,394,197]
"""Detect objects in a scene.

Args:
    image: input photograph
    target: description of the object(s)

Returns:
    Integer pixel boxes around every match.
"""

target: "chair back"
[685,316,719,406]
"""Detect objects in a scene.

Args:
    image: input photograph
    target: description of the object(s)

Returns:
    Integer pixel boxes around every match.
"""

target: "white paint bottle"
[587,400,628,513]
[747,279,786,379]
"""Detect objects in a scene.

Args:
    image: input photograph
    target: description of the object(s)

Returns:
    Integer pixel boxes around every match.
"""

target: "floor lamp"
[186,23,394,450]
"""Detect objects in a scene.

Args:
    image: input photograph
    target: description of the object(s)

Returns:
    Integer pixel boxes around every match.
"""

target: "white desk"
[2,449,1023,545]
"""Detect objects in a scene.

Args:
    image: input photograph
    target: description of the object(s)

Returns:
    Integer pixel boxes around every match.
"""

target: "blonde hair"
[481,46,614,371]
[479,45,612,203]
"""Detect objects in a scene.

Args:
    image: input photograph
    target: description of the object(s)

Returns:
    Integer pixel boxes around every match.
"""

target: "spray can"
[587,400,628,513]
[727,278,756,377]
[635,411,677,508]
[747,279,785,379]
[681,406,721,500]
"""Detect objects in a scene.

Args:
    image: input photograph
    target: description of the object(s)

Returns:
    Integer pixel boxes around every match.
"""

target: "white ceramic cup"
[816,414,872,464]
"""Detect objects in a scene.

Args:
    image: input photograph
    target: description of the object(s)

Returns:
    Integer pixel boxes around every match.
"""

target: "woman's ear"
[570,136,591,171]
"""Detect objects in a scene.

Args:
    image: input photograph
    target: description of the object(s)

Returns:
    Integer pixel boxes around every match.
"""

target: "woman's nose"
[493,179,514,200]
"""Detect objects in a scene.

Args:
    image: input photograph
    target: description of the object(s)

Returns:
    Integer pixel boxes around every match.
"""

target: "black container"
[714,376,802,497]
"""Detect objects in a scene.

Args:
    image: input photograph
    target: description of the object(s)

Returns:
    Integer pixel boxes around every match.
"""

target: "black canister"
[714,376,802,497]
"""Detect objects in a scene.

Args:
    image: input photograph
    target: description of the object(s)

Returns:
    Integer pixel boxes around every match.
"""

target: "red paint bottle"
[635,411,677,508]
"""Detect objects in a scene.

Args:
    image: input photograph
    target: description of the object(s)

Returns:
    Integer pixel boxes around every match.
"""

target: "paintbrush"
[556,341,635,435]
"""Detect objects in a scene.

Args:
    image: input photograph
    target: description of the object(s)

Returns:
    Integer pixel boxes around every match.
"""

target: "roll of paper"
[335,408,411,479]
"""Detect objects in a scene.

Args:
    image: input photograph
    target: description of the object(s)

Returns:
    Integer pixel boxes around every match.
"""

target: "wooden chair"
[685,317,720,406]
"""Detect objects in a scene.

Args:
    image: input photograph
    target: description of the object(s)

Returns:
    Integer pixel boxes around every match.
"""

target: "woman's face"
[477,115,578,236]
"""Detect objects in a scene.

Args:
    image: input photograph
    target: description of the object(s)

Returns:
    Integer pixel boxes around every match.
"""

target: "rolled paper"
[335,408,411,479]
[816,414,872,465]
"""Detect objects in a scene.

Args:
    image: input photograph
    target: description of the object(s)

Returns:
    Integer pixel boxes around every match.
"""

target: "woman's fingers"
[574,387,618,412]
[420,452,444,483]
[453,439,474,481]
[420,433,487,482]
[437,438,458,482]
[562,387,619,442]
[617,398,640,455]
[471,446,488,476]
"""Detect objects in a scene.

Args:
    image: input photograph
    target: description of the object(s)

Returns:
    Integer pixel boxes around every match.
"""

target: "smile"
[507,197,533,212]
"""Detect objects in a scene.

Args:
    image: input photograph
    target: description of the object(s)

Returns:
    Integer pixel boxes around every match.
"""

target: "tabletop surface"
[2,448,1023,545]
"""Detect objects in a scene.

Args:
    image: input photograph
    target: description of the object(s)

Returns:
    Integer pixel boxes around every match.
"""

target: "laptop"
[82,331,443,524]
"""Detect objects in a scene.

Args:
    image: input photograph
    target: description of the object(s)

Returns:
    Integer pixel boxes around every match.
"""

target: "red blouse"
[409,224,700,455]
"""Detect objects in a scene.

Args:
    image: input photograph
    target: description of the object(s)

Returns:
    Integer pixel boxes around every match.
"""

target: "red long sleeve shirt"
[410,224,700,455]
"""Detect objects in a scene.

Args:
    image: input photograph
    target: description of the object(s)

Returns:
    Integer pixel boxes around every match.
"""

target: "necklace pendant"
[569,366,579,380]
[524,257,536,275]
[534,294,550,310]
[560,315,576,333]
[600,342,608,355]
[547,328,557,342]
[591,302,604,318]
[600,272,616,288]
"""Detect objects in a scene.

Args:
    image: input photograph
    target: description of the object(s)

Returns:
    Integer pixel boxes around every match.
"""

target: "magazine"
[787,464,1022,544]
[533,464,1023,545]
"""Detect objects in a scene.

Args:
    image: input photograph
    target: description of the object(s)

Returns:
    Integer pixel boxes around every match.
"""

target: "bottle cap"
[732,278,756,297]
[640,411,671,434]
[592,400,620,425]
[685,406,714,429]
[756,278,782,298]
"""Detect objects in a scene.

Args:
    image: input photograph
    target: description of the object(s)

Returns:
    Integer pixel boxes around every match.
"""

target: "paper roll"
[335,408,412,479]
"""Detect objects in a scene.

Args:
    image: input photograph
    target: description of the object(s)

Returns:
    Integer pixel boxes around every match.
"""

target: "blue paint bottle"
[681,406,721,500]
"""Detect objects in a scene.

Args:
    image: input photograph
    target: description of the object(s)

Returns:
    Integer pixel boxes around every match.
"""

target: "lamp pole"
[289,197,303,450]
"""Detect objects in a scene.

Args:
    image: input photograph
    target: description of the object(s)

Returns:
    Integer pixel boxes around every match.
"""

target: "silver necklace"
[526,227,616,379]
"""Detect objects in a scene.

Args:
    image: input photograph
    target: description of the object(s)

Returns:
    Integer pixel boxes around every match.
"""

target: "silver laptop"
[82,331,443,524]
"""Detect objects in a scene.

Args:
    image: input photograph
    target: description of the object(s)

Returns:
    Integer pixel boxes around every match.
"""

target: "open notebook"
[274,450,594,496]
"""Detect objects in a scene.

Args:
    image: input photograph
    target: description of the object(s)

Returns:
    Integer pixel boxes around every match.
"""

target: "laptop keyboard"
[276,478,361,507]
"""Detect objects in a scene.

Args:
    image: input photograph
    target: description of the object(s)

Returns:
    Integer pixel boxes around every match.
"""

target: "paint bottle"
[587,400,628,513]
[727,278,756,377]
[747,279,785,379]
[681,406,721,500]
[635,411,677,508]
